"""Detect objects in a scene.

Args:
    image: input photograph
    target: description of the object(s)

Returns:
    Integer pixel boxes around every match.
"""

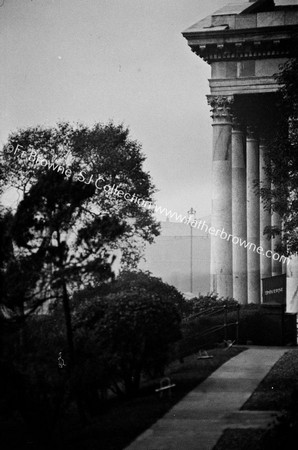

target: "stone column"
[282,246,287,275]
[259,138,272,281]
[247,125,260,304]
[271,210,283,276]
[207,95,233,298]
[232,117,247,304]
[287,255,298,313]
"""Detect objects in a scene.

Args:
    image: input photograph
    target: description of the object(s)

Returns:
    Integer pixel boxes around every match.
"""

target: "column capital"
[232,114,245,133]
[207,95,234,122]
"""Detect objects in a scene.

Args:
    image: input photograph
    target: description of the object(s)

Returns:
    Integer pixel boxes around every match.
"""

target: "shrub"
[74,271,182,396]
[184,293,238,318]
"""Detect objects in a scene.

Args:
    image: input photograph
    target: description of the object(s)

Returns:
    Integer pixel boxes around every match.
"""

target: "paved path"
[124,347,287,450]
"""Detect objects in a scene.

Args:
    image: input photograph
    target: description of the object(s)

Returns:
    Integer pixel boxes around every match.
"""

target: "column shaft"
[208,96,233,298]
[232,120,247,304]
[247,127,260,304]
[259,139,271,281]
[271,210,283,276]
[287,255,298,313]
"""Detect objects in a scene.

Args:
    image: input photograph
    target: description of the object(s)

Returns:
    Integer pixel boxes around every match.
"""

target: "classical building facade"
[183,0,298,309]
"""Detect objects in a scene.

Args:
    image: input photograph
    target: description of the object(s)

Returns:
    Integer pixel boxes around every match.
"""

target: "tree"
[13,171,125,363]
[0,122,159,362]
[1,121,159,268]
[259,55,298,255]
[73,271,182,396]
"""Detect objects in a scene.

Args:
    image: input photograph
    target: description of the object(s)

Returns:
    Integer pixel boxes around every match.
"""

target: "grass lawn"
[54,346,245,450]
[214,349,298,450]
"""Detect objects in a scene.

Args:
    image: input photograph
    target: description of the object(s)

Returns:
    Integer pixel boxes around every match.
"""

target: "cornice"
[183,24,298,63]
[182,23,298,40]
[191,37,295,63]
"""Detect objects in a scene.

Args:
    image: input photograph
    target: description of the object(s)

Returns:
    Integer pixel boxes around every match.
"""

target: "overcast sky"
[0,0,231,219]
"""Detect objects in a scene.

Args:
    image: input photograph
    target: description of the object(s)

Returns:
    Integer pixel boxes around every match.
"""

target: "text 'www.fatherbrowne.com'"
[103,183,289,266]
[5,143,289,266]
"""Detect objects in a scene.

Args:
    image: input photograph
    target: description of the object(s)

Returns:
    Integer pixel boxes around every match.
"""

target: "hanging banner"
[262,274,286,304]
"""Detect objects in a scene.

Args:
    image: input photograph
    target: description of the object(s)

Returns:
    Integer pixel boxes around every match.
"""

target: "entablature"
[184,26,297,63]
[182,0,298,64]
[209,76,280,95]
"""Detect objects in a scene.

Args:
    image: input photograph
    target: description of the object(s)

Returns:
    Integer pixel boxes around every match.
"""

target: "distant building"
[138,217,211,296]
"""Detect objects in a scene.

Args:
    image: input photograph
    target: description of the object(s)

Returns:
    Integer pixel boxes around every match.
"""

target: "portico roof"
[182,0,298,65]
[183,0,298,35]
[212,1,263,17]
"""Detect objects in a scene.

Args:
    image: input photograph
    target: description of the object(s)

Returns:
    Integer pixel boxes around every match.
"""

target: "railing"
[172,304,240,360]
[183,304,240,342]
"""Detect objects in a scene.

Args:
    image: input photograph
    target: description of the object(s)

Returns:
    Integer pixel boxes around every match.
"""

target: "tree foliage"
[260,56,298,255]
[0,122,159,312]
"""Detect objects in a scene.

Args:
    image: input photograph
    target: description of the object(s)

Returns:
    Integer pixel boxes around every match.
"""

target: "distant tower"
[187,207,197,293]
